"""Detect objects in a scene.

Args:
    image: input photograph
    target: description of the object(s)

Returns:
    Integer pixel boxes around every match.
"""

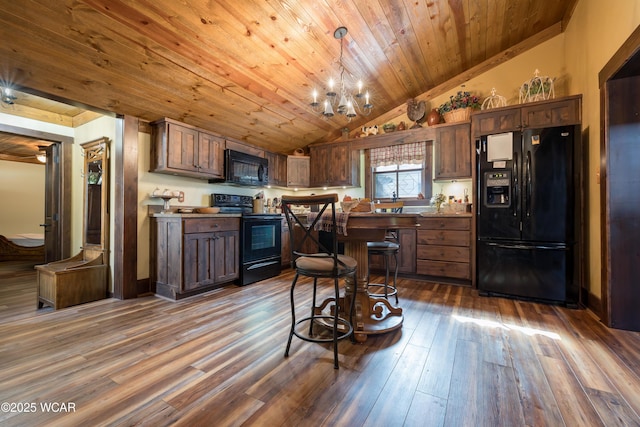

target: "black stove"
[212,193,282,286]
[211,193,254,214]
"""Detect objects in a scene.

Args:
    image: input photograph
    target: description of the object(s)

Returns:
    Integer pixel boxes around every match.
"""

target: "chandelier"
[310,27,373,120]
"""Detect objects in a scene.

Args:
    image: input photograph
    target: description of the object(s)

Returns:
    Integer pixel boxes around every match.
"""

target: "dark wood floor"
[1,261,640,426]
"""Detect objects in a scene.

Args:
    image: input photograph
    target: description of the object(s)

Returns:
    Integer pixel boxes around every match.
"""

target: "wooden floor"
[1,261,640,426]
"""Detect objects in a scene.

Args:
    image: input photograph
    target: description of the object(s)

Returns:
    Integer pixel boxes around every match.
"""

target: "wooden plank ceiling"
[0,0,577,156]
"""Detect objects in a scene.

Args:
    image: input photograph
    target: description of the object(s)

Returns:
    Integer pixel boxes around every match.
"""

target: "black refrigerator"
[476,125,580,305]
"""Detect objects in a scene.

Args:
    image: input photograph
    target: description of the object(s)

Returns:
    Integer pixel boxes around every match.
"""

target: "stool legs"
[285,273,355,369]
[367,250,399,304]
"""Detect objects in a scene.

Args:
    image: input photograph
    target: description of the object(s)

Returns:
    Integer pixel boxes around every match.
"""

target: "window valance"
[370,141,426,168]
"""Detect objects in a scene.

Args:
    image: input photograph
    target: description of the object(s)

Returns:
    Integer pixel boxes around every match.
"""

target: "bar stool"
[281,193,357,369]
[367,201,403,304]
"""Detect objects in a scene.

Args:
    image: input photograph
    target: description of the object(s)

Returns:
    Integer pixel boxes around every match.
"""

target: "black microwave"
[222,149,268,186]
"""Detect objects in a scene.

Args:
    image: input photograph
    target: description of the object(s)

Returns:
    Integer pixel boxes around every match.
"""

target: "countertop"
[150,212,242,218]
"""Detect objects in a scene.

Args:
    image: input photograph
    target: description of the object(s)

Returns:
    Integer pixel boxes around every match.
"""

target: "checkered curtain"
[370,141,426,167]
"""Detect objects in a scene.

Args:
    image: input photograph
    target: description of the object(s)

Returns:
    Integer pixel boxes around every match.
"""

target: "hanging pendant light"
[310,27,374,121]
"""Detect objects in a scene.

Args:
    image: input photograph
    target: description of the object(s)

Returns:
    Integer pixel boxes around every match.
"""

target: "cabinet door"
[435,123,471,179]
[472,108,521,137]
[183,232,215,290]
[213,230,240,283]
[167,123,198,172]
[328,144,352,186]
[281,220,291,267]
[287,156,310,187]
[521,97,581,128]
[198,132,225,178]
[397,229,416,274]
[266,151,288,186]
[309,146,329,187]
[309,144,356,187]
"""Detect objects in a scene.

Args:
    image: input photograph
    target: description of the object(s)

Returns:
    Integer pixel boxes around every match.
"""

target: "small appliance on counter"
[211,193,282,286]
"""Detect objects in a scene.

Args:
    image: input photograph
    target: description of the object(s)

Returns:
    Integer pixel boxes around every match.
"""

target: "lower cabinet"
[151,216,240,299]
[416,216,472,283]
[281,218,291,268]
[369,229,416,274]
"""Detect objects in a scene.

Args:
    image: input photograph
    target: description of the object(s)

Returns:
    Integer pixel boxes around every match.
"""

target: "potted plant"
[437,90,481,123]
[430,192,447,213]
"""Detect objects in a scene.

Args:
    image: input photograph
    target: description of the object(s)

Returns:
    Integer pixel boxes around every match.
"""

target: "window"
[370,141,431,200]
[374,163,424,199]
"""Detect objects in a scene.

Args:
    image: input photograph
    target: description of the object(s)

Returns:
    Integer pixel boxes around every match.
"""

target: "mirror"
[81,137,109,250]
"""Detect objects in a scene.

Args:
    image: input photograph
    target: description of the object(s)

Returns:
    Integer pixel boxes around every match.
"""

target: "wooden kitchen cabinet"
[434,122,472,180]
[150,118,225,180]
[150,215,240,299]
[266,151,288,187]
[287,155,309,187]
[369,228,416,275]
[416,216,472,283]
[309,142,359,187]
[281,218,291,268]
[472,95,582,137]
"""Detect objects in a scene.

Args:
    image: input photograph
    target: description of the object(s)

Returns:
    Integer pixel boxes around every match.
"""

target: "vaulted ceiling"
[0,0,578,156]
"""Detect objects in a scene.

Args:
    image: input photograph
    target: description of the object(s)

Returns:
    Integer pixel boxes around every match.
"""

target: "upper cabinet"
[266,151,288,187]
[472,95,582,137]
[309,142,359,188]
[150,118,225,180]
[287,155,310,188]
[434,122,472,180]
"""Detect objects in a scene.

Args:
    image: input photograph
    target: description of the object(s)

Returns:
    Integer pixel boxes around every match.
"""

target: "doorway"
[599,25,640,331]
[0,124,72,261]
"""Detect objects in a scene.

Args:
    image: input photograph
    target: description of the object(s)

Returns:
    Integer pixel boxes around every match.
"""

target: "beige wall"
[564,0,640,299]
[0,160,46,236]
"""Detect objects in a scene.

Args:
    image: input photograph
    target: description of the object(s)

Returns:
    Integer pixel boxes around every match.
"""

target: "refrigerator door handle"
[526,151,532,217]
[513,151,518,217]
[485,242,567,250]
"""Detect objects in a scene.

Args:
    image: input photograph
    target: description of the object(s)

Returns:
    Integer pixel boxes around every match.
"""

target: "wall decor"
[519,69,555,103]
[481,88,507,110]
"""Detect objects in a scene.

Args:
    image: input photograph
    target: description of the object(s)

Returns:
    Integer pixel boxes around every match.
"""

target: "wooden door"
[599,25,640,331]
[43,143,62,262]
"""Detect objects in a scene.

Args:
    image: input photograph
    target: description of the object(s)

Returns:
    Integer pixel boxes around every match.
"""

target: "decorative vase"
[426,109,441,126]
[442,107,472,123]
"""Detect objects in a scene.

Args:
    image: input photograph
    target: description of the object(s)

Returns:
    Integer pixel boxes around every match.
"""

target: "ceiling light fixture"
[1,87,17,105]
[36,146,47,163]
[310,27,373,121]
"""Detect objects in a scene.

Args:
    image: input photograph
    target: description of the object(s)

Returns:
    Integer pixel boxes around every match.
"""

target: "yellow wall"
[0,160,45,236]
[564,0,640,299]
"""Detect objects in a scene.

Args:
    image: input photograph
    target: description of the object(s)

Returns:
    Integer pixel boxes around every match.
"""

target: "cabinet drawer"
[418,217,470,230]
[417,260,470,279]
[417,244,469,263]
[417,229,470,247]
[183,218,239,233]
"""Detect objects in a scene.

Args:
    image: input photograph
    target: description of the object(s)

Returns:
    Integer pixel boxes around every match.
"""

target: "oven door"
[242,216,282,263]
